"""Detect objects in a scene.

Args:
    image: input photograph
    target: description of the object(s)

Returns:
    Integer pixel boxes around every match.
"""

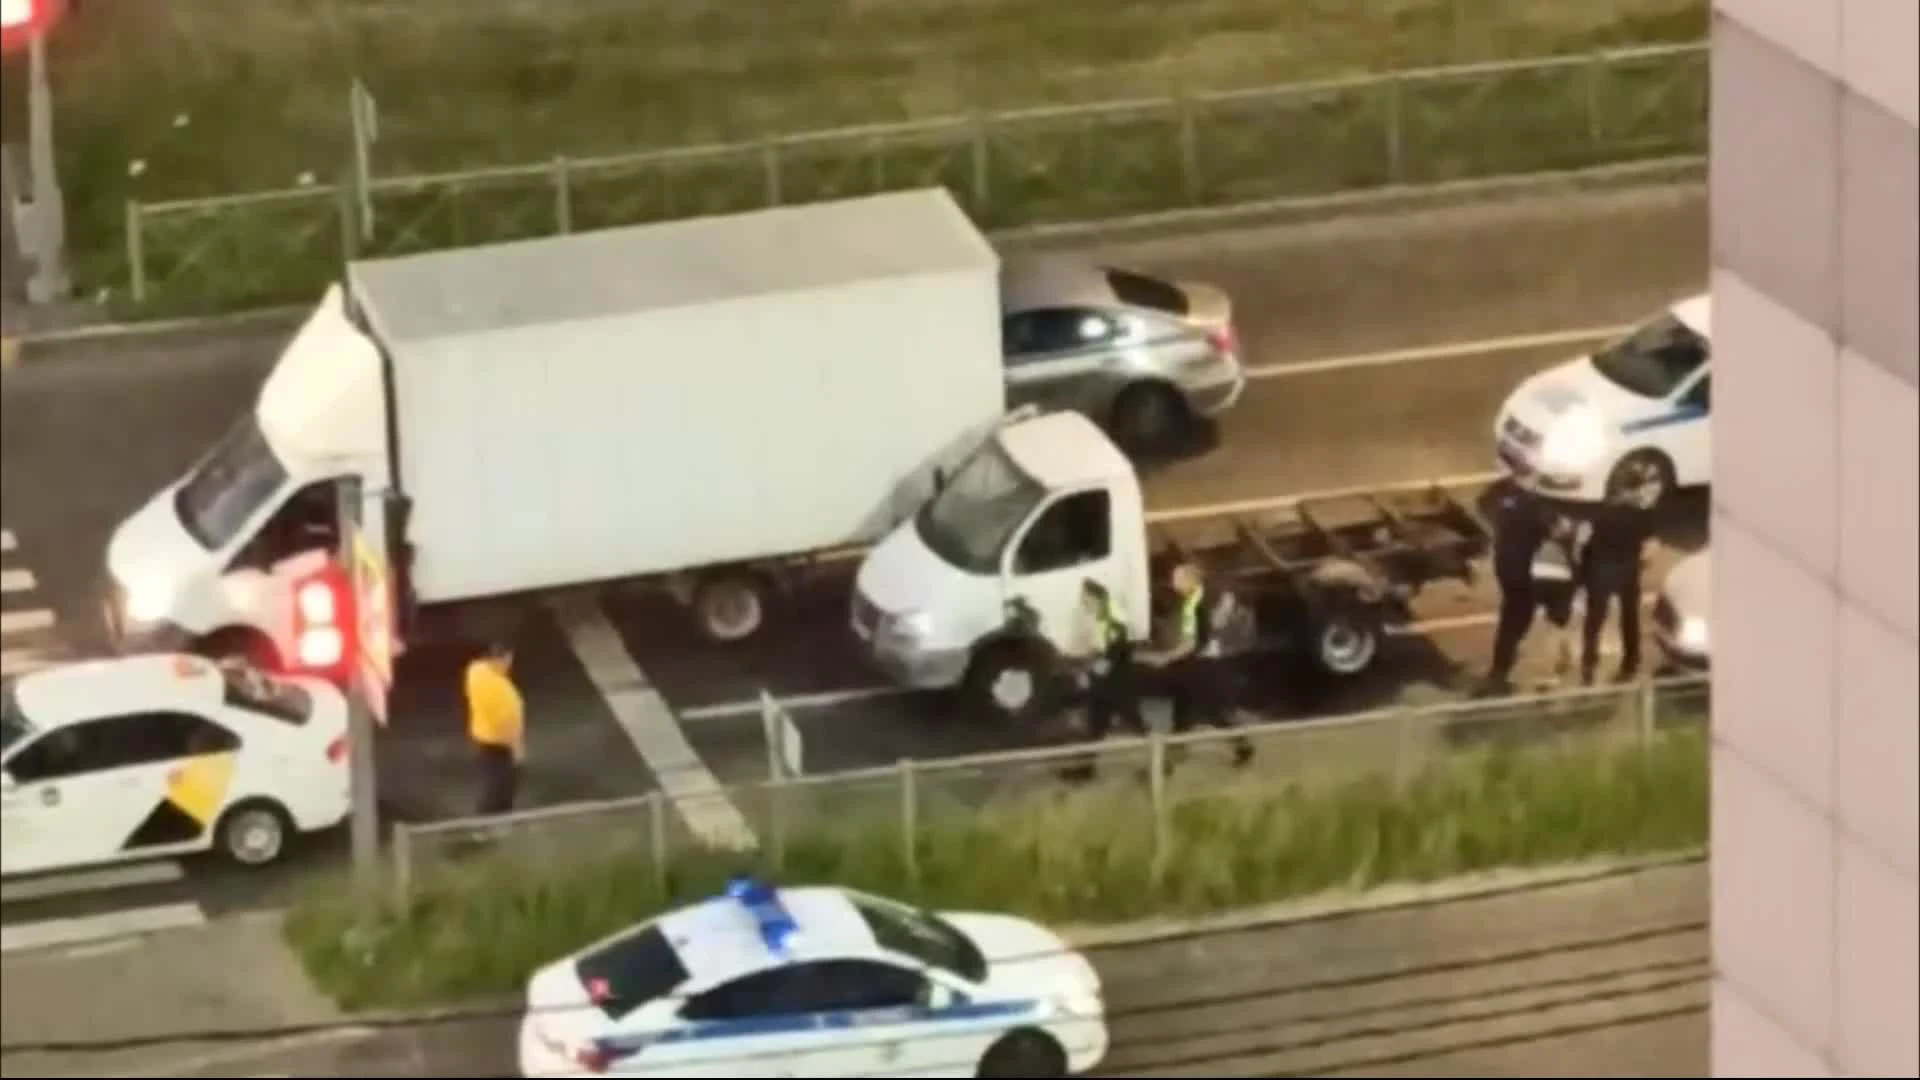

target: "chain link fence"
[389,674,1709,904]
[121,44,1704,317]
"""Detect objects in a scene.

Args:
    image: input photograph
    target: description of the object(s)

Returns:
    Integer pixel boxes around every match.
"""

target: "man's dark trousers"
[475,743,518,815]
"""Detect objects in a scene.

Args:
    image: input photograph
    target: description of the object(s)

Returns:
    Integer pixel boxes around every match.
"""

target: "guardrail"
[122,43,1706,317]
[389,674,1711,903]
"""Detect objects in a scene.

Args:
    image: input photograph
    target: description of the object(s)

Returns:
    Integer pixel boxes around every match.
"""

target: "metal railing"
[389,674,1710,903]
[122,43,1706,316]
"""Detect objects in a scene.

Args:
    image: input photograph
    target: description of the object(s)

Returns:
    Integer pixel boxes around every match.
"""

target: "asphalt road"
[141,860,1708,1077]
[0,184,1708,930]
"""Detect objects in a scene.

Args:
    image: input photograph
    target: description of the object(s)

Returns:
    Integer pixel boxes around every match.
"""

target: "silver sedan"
[999,257,1245,453]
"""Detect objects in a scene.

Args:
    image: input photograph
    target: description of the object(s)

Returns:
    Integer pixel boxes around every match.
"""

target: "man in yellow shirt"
[465,640,525,814]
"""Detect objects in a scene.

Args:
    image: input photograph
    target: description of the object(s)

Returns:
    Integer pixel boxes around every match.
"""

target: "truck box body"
[346,189,1004,605]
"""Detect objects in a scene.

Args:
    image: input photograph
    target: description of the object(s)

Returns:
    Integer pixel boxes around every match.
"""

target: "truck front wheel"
[964,640,1059,725]
[692,572,770,643]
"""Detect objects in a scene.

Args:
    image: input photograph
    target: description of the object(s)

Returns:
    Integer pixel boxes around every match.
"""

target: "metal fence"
[389,674,1710,903]
[121,43,1706,317]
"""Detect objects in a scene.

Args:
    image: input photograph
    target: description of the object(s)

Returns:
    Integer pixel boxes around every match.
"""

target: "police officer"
[1078,579,1144,740]
[1580,479,1659,684]
[1145,562,1253,767]
[1529,513,1584,687]
[1483,486,1552,693]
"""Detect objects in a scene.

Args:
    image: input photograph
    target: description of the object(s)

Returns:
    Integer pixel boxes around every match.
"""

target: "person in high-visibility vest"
[1143,561,1253,767]
[1078,579,1144,740]
[465,639,525,815]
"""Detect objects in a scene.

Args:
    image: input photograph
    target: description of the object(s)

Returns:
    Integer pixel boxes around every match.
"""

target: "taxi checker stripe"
[606,998,1040,1054]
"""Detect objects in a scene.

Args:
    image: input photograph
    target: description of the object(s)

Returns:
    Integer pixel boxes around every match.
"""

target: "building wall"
[1708,1,1918,1076]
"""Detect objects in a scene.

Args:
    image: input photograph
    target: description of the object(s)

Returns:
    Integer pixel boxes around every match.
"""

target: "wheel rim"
[991,668,1034,711]
[1124,391,1177,443]
[230,810,283,865]
[1322,624,1375,674]
[1613,457,1668,503]
[703,583,762,641]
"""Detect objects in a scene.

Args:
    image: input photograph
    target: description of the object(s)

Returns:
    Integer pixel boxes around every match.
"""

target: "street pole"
[335,477,382,912]
[24,26,68,303]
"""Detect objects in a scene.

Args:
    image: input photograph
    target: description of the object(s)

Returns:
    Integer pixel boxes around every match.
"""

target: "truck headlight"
[1538,406,1609,472]
[1678,615,1709,653]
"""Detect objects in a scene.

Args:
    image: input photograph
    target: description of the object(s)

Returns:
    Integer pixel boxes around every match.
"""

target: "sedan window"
[1003,308,1113,358]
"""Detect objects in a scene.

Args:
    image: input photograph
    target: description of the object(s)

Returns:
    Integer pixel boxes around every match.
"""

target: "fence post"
[898,759,918,885]
[124,200,146,305]
[1382,77,1405,184]
[1638,677,1658,745]
[648,790,669,893]
[761,140,783,206]
[1584,53,1607,152]
[1176,95,1200,201]
[969,117,991,214]
[336,183,359,261]
[389,821,413,911]
[769,778,788,870]
[1147,729,1168,882]
[553,156,573,235]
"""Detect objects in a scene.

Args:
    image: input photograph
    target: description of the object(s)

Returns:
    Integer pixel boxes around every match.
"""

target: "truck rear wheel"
[1312,605,1381,677]
[692,572,769,643]
[965,640,1058,725]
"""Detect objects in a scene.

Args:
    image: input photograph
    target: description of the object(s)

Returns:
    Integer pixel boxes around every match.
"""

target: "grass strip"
[285,726,1708,1011]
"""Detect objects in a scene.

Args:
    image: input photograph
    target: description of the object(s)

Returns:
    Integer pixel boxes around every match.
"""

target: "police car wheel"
[1605,450,1674,505]
[976,1029,1067,1078]
[217,800,291,867]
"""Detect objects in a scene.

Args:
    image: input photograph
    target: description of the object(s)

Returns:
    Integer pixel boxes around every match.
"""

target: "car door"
[662,966,828,1078]
[1667,370,1711,487]
[0,716,162,874]
[1002,308,1120,415]
[806,959,989,1078]
[1001,489,1117,659]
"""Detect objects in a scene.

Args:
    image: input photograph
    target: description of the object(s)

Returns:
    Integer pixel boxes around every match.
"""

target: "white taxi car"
[1653,548,1711,670]
[1,654,350,877]
[1495,295,1711,504]
[519,878,1108,1078]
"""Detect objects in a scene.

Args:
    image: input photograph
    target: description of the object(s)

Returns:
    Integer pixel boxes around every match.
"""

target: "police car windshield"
[1590,314,1709,400]
[175,413,291,552]
[0,678,31,755]
[850,894,987,983]
[914,442,1045,575]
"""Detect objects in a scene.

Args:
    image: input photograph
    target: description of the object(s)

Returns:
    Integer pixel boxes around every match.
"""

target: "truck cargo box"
[347,189,1004,605]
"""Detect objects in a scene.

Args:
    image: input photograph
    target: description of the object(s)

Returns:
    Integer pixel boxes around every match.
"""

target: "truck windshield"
[174,414,291,551]
[1,678,31,755]
[1590,314,1709,400]
[914,441,1045,575]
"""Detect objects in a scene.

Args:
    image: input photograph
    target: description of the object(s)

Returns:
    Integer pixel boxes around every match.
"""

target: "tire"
[215,800,293,868]
[976,1029,1068,1079]
[1108,382,1189,455]
[691,571,770,643]
[1311,604,1381,677]
[964,640,1059,726]
[194,628,279,672]
[1605,449,1676,506]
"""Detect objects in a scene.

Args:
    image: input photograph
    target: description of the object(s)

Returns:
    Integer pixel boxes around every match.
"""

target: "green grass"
[5,0,1705,316]
[285,726,1709,1011]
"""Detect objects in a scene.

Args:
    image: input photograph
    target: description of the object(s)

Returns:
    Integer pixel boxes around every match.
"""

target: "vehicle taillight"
[291,565,356,680]
[574,1041,614,1074]
[1206,326,1237,356]
[325,736,348,764]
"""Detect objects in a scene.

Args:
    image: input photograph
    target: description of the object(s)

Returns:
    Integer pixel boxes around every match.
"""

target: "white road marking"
[0,900,206,955]
[0,528,14,552]
[560,602,757,850]
[0,567,33,593]
[1241,325,1627,380]
[112,1025,377,1079]
[0,860,185,904]
[0,608,55,635]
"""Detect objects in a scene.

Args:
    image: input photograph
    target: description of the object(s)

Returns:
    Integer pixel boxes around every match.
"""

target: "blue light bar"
[725,876,798,954]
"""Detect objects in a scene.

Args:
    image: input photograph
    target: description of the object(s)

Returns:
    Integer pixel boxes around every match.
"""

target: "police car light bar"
[725,876,798,954]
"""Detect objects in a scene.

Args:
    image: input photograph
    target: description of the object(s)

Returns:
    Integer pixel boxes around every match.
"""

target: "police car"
[517,878,1109,1078]
[1495,295,1711,504]
[1,654,351,877]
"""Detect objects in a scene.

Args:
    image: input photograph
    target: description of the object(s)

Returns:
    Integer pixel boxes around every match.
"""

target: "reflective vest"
[1179,586,1222,658]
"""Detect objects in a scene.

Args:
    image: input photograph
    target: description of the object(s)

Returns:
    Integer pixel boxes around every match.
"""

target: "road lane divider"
[0,860,186,905]
[0,901,207,955]
[557,601,757,850]
[1241,325,1627,381]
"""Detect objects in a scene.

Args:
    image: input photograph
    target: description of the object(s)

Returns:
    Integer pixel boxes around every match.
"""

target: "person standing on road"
[1144,562,1253,767]
[1483,486,1552,694]
[1061,579,1147,782]
[465,639,525,815]
[1579,480,1660,684]
[1528,513,1585,687]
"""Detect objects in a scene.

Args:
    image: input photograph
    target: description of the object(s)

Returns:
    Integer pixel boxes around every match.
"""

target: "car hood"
[1505,355,1664,431]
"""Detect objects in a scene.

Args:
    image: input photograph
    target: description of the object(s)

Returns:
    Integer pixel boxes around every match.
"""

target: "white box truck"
[105,189,1006,669]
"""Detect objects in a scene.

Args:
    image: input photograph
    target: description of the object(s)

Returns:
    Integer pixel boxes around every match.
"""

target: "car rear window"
[575,926,689,1020]
[219,664,313,725]
[1104,268,1188,316]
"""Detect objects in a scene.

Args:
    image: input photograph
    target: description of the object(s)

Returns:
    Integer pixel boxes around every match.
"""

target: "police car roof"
[12,654,221,728]
[658,885,879,989]
[1671,293,1710,338]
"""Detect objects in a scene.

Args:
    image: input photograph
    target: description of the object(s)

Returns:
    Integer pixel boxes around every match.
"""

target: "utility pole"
[5,0,71,304]
[335,476,383,910]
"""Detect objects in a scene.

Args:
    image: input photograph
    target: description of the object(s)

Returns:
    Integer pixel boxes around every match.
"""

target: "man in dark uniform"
[1144,562,1253,767]
[1482,486,1552,694]
[1580,479,1660,684]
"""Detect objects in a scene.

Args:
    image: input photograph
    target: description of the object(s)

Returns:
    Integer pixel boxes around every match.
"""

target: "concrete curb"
[1061,848,1708,950]
[3,157,1704,362]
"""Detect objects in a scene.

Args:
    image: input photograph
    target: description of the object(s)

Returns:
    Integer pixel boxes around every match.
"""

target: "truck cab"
[105,287,386,670]
[852,411,1150,722]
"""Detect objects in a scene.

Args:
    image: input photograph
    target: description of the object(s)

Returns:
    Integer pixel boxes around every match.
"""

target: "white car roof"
[1671,293,1711,338]
[657,884,882,991]
[12,654,223,728]
[998,411,1134,493]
